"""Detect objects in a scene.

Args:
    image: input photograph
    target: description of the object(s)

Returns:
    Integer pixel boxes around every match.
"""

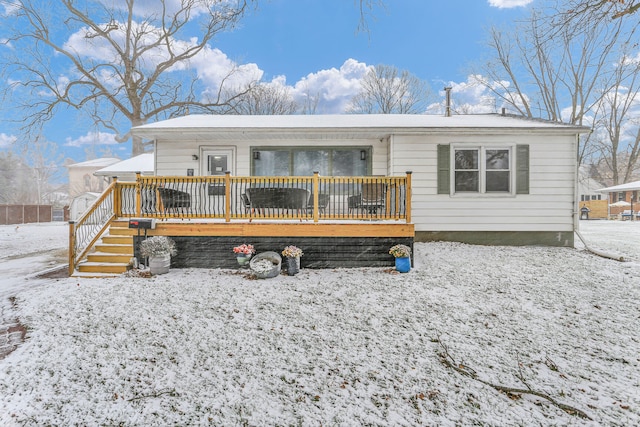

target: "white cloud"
[191,47,263,100]
[0,132,17,148]
[0,37,12,49]
[62,22,262,101]
[488,0,533,8]
[291,59,370,113]
[0,1,20,16]
[64,131,119,147]
[428,75,517,115]
[102,0,218,20]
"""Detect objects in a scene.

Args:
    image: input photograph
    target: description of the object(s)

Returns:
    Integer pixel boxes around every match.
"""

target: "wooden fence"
[0,205,53,225]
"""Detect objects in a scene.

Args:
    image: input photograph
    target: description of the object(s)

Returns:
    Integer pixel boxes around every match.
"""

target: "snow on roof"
[132,113,590,135]
[66,157,121,169]
[94,153,154,176]
[597,180,640,193]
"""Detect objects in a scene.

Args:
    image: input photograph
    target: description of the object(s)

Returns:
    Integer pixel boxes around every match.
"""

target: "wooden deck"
[69,173,414,274]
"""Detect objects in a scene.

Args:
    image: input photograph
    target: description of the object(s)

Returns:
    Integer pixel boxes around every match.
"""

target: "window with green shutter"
[437,144,529,195]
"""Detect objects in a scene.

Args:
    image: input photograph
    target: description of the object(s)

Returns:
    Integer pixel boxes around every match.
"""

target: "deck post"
[68,221,75,276]
[406,171,412,223]
[313,171,320,222]
[135,172,142,217]
[112,176,120,217]
[225,171,231,222]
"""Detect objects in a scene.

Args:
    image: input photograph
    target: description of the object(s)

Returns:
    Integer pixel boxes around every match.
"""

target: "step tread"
[77,261,130,272]
[87,254,133,261]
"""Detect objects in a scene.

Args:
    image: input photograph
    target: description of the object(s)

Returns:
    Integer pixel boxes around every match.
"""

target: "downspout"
[573,134,625,261]
[575,230,625,261]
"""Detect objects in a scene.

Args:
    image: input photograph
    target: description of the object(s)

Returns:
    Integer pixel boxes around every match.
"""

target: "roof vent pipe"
[444,87,452,117]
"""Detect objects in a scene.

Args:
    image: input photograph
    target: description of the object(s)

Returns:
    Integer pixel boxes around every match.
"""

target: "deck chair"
[307,193,330,215]
[157,187,191,214]
[240,193,252,214]
[360,182,386,214]
[348,194,361,215]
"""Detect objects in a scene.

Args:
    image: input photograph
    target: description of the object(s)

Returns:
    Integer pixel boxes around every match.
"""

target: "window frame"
[250,146,372,176]
[450,144,516,196]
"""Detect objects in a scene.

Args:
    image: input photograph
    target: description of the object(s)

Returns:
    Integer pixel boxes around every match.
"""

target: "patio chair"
[157,187,191,214]
[307,193,330,215]
[240,193,252,214]
[282,188,310,214]
[348,194,361,215]
[360,182,387,214]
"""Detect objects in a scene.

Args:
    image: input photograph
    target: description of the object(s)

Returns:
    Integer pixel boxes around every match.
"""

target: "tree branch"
[436,339,592,421]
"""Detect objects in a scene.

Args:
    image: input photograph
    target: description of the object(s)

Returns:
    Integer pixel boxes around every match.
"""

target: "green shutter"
[437,144,450,194]
[516,145,529,194]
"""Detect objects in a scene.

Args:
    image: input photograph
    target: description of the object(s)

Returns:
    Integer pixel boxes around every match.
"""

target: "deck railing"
[117,172,412,222]
[69,172,411,274]
[68,180,117,275]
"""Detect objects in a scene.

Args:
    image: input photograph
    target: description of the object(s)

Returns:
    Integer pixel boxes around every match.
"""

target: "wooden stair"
[74,222,134,277]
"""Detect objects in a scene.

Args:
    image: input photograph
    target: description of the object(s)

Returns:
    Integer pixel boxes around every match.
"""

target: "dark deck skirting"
[134,236,414,269]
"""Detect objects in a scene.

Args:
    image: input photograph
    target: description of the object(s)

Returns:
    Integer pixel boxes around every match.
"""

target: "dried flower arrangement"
[281,245,303,258]
[389,244,411,258]
[139,236,177,257]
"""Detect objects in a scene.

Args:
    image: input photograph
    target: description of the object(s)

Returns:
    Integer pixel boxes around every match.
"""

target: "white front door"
[201,148,235,176]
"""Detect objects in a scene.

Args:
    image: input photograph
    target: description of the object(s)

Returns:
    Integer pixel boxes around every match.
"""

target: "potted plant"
[140,236,177,275]
[250,251,282,279]
[389,244,411,273]
[233,244,255,267]
[281,245,303,276]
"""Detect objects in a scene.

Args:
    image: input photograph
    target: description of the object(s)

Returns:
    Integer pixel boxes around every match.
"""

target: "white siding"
[156,138,387,176]
[391,133,578,233]
[154,129,578,234]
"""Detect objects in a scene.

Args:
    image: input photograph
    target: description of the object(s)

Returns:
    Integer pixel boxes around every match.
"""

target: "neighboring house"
[597,180,640,218]
[66,157,121,198]
[132,113,589,247]
[577,166,608,219]
[94,153,155,182]
[578,165,606,202]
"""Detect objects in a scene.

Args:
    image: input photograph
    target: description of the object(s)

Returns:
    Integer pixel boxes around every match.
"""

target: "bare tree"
[483,10,626,123]
[0,136,65,204]
[356,0,386,33]
[226,82,298,115]
[1,0,258,155]
[479,5,638,177]
[591,53,640,184]
[0,152,27,204]
[19,136,66,204]
[347,64,431,114]
[550,0,640,32]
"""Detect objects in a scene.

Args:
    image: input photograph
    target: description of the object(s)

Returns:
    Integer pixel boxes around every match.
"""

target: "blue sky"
[0,0,533,162]
[219,0,527,84]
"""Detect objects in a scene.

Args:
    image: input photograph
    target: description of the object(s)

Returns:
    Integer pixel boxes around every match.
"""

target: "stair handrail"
[68,180,118,275]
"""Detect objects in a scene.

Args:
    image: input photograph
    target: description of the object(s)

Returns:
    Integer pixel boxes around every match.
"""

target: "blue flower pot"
[395,256,411,273]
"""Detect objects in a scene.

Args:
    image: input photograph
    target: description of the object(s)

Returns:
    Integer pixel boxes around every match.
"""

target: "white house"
[131,113,589,247]
[94,153,155,181]
[65,157,121,198]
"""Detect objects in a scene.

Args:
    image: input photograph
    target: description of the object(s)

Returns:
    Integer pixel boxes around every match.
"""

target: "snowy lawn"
[0,221,639,425]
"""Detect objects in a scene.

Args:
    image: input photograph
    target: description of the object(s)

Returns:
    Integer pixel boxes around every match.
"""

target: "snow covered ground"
[0,220,638,425]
